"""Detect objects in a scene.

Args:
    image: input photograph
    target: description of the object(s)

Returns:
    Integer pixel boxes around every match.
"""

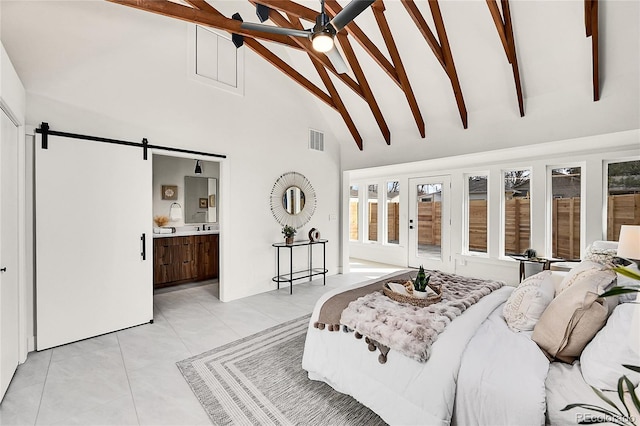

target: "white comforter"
[302,277,513,426]
[454,304,550,426]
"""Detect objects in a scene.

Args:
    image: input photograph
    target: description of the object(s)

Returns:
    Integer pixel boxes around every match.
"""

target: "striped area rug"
[177,314,385,426]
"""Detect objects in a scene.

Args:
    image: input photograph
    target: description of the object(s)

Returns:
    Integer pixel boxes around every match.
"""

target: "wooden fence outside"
[350,194,640,256]
[606,194,640,240]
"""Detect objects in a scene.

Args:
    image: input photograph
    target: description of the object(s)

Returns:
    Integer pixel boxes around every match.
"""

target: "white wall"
[2,1,343,305]
[345,130,640,286]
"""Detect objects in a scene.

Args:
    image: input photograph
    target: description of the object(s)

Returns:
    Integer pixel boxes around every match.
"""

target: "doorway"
[408,176,452,272]
[151,154,221,299]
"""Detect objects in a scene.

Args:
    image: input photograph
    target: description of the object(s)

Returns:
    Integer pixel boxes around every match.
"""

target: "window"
[387,181,400,245]
[367,184,378,242]
[349,185,359,241]
[189,25,244,95]
[503,169,531,256]
[466,175,488,253]
[606,160,640,240]
[551,167,582,259]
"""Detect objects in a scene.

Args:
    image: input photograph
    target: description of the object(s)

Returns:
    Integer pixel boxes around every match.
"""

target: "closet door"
[35,135,152,350]
[0,110,20,400]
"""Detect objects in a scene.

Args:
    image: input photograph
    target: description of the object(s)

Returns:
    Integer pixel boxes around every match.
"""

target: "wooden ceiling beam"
[372,1,425,138]
[254,0,401,88]
[253,3,366,100]
[287,14,363,150]
[181,0,336,110]
[254,0,317,22]
[106,0,301,49]
[585,0,599,101]
[400,0,445,69]
[486,1,510,61]
[338,32,391,144]
[402,0,467,128]
[324,0,400,87]
[428,0,468,129]
[487,0,524,116]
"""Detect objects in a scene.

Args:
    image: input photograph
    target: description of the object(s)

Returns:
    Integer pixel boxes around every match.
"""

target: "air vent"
[309,129,324,152]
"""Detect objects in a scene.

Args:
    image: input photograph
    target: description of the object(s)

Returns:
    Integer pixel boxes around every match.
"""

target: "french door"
[35,135,153,350]
[0,110,20,401]
[408,176,452,272]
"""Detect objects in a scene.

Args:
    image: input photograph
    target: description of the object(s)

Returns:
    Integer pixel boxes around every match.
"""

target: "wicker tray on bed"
[382,281,442,307]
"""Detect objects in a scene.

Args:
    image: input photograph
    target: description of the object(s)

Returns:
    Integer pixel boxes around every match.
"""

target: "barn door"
[35,135,152,350]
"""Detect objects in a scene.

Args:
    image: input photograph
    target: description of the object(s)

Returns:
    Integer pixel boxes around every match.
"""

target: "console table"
[272,239,327,294]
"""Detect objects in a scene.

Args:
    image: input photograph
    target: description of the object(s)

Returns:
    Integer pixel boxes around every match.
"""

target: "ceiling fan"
[240,0,376,73]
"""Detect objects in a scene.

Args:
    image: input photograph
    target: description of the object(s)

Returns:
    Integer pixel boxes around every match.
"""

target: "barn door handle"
[140,233,146,260]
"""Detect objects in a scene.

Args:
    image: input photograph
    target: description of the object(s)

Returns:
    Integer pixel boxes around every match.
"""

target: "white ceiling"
[1,0,638,170]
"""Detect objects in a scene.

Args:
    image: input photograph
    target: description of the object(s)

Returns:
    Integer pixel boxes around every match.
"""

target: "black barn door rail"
[35,122,226,160]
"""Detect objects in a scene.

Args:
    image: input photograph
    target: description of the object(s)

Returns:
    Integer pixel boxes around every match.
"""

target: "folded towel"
[170,203,182,221]
[153,227,174,234]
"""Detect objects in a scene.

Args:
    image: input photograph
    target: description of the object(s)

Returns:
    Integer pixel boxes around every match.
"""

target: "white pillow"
[556,260,611,295]
[581,304,640,391]
[503,271,555,332]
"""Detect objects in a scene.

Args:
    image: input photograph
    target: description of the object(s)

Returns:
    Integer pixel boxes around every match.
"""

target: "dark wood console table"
[272,239,327,294]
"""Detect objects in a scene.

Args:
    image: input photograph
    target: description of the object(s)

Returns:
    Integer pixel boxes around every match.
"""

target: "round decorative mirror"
[270,172,316,228]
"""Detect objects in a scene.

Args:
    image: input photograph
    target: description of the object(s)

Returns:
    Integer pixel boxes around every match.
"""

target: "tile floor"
[0,260,402,426]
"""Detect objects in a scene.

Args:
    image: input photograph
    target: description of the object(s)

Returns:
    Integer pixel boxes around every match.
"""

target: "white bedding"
[301,277,513,426]
[546,361,640,425]
[454,302,550,426]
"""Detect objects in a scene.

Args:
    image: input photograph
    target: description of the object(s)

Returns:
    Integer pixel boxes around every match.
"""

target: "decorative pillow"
[532,270,618,363]
[584,241,619,265]
[503,271,555,332]
[555,260,611,295]
[581,304,640,391]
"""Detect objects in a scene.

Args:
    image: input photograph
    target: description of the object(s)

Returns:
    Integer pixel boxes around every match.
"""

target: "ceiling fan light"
[312,32,334,53]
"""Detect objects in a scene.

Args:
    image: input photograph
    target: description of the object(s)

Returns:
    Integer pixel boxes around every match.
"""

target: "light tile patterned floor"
[0,260,401,425]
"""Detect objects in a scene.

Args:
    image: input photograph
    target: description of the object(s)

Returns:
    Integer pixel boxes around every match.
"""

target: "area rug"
[177,314,386,426]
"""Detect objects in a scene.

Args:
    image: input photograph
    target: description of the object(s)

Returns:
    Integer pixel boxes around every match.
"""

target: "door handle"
[0,267,6,272]
[140,233,146,261]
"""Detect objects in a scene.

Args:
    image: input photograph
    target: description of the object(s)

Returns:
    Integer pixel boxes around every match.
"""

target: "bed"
[301,263,639,426]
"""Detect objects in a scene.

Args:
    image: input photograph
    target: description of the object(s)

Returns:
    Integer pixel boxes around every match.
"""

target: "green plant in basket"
[413,265,431,292]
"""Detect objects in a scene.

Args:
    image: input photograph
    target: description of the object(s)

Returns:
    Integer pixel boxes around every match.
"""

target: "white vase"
[413,290,429,299]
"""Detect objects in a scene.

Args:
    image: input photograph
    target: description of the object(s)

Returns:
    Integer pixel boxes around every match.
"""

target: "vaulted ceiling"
[1,0,638,165]
[105,0,602,151]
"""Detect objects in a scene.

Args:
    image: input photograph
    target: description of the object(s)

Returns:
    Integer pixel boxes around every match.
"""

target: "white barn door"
[35,135,152,350]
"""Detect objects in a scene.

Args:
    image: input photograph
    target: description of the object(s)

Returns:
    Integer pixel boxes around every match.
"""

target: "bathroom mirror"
[270,172,316,228]
[185,176,217,223]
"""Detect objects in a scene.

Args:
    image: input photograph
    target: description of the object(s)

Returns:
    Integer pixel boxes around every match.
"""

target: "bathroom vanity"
[153,231,219,288]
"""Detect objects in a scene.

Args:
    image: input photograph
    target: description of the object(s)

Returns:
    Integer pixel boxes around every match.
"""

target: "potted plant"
[412,265,431,298]
[282,225,296,245]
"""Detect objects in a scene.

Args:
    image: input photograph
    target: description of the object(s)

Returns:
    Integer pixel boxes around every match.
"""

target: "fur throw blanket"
[340,270,504,363]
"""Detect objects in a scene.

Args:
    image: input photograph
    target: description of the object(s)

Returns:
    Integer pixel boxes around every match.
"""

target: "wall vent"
[309,129,324,152]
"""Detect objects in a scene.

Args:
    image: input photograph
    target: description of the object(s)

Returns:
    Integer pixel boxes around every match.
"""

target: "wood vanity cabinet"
[153,234,219,288]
